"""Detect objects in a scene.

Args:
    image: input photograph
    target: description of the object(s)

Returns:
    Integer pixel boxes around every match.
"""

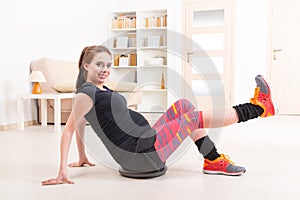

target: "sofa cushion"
[52,82,76,93]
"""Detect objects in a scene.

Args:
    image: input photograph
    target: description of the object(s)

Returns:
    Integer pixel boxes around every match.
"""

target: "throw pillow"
[52,82,76,93]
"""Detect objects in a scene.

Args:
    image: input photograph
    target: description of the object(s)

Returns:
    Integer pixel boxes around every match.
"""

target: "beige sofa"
[30,57,141,124]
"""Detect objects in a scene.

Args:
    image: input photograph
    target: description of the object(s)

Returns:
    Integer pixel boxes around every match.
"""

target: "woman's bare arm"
[68,114,95,168]
[41,93,93,186]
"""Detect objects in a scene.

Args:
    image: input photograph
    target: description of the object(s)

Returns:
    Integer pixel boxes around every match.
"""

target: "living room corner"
[0,0,113,129]
[1,0,300,200]
[0,0,183,130]
[1,0,271,130]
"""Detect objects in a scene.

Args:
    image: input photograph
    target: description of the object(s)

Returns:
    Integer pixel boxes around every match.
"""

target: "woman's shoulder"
[77,82,97,92]
[76,82,98,101]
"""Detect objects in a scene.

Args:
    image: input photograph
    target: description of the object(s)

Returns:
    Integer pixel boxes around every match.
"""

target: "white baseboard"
[0,120,38,131]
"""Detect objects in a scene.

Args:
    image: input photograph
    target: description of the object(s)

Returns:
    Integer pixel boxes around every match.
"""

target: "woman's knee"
[175,99,195,111]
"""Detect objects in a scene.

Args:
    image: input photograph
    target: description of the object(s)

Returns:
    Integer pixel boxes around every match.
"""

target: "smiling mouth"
[99,74,107,79]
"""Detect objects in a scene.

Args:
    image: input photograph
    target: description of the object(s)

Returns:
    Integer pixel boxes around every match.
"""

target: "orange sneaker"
[250,75,276,117]
[203,154,246,176]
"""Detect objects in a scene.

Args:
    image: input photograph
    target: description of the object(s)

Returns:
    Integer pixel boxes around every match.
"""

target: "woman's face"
[84,52,112,85]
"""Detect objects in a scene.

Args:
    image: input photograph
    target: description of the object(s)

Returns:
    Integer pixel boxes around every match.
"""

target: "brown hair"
[76,45,112,91]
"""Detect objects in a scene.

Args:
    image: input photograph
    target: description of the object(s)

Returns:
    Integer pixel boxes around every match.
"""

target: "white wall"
[0,0,113,126]
[234,0,270,104]
[0,0,270,126]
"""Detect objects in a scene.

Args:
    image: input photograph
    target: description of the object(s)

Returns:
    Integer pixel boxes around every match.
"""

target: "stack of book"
[145,14,167,28]
[112,14,136,29]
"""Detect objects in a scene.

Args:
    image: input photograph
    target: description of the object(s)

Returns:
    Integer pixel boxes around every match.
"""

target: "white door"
[183,0,234,111]
[270,0,300,114]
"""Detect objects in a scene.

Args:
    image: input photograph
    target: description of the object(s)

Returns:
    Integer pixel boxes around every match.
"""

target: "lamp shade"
[28,71,47,82]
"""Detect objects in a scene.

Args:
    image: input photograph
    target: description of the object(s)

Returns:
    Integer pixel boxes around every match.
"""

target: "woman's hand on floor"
[41,173,74,186]
[68,159,95,167]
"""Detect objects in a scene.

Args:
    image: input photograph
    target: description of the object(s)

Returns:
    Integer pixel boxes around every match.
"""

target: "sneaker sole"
[271,97,279,115]
[203,169,246,176]
[266,80,279,115]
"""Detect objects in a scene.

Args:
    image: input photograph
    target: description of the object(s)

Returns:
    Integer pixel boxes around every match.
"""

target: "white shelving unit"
[109,9,169,114]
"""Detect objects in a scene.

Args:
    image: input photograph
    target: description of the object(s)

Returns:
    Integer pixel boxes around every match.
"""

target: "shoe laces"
[251,87,269,103]
[251,87,260,102]
[220,154,235,165]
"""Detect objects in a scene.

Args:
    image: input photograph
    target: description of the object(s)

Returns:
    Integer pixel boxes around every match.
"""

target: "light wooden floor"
[0,116,299,200]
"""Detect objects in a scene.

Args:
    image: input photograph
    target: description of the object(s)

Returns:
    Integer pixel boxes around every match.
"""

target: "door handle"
[187,51,194,62]
[273,49,282,60]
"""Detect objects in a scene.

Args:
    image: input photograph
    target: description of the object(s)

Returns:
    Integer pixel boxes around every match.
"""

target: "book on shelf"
[129,53,137,66]
[128,33,136,48]
[145,14,167,28]
[114,54,120,66]
[112,14,136,29]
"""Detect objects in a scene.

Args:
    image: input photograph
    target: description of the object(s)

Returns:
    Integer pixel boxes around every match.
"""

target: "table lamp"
[28,71,47,94]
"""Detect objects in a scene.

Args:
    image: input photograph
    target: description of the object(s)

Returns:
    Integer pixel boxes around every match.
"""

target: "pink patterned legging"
[152,99,203,162]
